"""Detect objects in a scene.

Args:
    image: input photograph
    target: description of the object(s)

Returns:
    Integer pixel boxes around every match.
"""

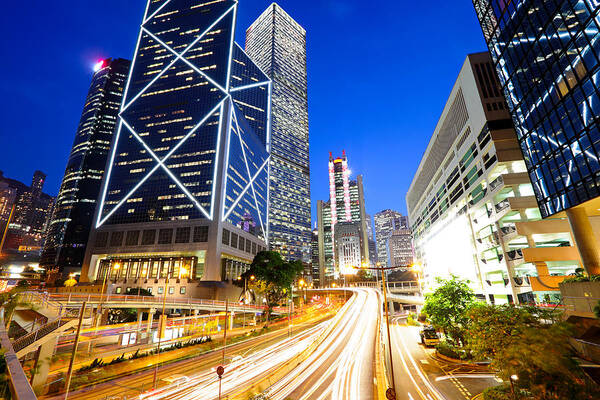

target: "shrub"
[406,313,420,326]
[482,384,511,400]
[436,341,472,360]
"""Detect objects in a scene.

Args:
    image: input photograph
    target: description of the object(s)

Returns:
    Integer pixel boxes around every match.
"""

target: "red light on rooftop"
[93,60,105,72]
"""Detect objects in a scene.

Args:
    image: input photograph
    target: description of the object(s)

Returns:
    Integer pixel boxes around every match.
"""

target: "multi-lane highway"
[135,288,379,400]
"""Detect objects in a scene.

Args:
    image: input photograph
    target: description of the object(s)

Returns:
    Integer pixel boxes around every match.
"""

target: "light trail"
[138,288,378,400]
[266,288,378,400]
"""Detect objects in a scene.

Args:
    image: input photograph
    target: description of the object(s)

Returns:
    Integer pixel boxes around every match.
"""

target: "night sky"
[0,1,486,222]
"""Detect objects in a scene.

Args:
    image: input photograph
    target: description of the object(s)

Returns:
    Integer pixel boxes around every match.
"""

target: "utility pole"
[152,263,171,390]
[64,302,86,400]
[353,264,410,397]
[0,204,15,256]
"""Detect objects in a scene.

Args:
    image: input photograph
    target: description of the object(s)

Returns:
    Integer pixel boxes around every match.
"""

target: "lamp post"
[90,263,120,354]
[509,374,518,399]
[152,262,172,390]
[237,274,255,329]
[352,263,407,397]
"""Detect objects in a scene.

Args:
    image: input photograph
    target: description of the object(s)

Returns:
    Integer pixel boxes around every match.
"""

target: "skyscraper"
[316,152,369,280]
[0,171,54,259]
[388,228,413,268]
[81,0,271,293]
[472,0,600,275]
[41,58,130,279]
[246,3,311,262]
[373,209,408,267]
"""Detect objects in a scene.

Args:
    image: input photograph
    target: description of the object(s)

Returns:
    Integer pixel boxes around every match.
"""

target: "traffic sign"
[216,365,225,377]
[386,388,396,400]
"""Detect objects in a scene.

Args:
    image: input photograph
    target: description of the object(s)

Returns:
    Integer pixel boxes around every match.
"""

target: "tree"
[468,304,600,399]
[0,286,31,327]
[240,251,304,326]
[422,275,475,345]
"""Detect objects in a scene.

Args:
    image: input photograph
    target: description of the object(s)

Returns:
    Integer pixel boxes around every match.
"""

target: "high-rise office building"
[246,3,311,262]
[0,171,54,259]
[310,228,320,286]
[316,199,333,282]
[374,209,408,267]
[473,0,600,275]
[334,221,363,274]
[41,58,131,279]
[316,152,369,280]
[407,52,580,304]
[388,228,413,268]
[81,0,271,296]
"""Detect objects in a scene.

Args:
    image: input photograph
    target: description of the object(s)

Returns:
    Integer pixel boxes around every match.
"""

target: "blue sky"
[0,1,486,222]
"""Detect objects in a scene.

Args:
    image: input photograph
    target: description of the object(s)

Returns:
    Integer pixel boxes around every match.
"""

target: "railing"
[506,249,524,261]
[350,281,420,291]
[489,175,504,192]
[22,291,278,313]
[12,316,71,353]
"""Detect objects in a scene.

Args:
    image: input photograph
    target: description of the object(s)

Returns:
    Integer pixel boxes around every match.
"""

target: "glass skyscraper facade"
[473,0,600,217]
[41,58,130,279]
[245,4,311,262]
[82,0,271,286]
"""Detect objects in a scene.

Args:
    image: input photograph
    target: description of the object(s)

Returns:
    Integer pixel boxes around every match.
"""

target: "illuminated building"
[334,222,362,275]
[310,228,320,286]
[245,4,311,262]
[81,0,271,294]
[0,171,54,261]
[473,0,600,276]
[406,52,581,304]
[316,199,333,282]
[315,152,369,279]
[388,228,414,268]
[373,209,408,267]
[41,58,131,279]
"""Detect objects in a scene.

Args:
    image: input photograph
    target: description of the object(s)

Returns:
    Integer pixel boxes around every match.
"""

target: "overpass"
[23,291,278,315]
[349,281,425,306]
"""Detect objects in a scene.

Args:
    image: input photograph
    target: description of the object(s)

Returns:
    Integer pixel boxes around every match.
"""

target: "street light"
[152,262,172,390]
[509,374,519,399]
[352,263,406,397]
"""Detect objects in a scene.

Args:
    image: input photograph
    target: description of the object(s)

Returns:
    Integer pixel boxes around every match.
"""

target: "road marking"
[420,359,429,364]
[408,392,416,400]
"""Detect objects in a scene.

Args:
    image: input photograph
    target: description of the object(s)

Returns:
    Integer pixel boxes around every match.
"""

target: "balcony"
[522,246,581,263]
[506,249,524,262]
[495,199,510,213]
[488,175,504,192]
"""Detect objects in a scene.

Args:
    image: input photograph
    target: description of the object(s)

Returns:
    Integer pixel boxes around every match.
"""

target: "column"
[146,308,156,334]
[566,207,600,275]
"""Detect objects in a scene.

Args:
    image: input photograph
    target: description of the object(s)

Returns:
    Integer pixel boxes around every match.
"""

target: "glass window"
[193,226,209,242]
[180,287,186,295]
[158,287,164,295]
[158,229,173,245]
[168,287,175,295]
[175,227,190,244]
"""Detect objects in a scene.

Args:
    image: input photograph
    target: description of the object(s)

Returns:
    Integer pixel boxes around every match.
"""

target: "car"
[161,374,190,386]
[419,325,440,347]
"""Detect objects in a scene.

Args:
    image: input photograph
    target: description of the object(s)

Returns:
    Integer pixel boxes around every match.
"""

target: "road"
[134,288,379,400]
[48,306,337,400]
[389,317,499,400]
[265,288,378,400]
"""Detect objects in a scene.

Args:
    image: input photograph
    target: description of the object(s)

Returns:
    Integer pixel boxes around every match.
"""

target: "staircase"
[13,316,78,357]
